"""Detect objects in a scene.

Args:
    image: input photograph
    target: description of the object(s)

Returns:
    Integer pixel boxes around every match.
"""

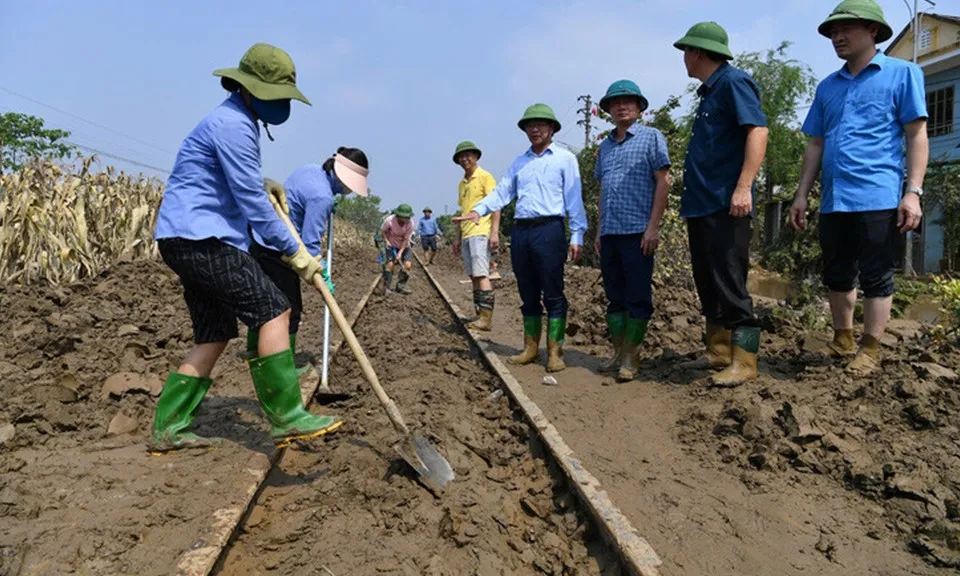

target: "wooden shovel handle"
[273,206,410,435]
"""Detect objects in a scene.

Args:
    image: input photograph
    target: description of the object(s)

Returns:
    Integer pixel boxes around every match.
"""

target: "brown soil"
[217,261,616,575]
[426,245,960,575]
[0,245,376,576]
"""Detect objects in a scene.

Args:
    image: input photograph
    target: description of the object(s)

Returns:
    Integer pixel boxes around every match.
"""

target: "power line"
[67,141,171,175]
[0,85,174,155]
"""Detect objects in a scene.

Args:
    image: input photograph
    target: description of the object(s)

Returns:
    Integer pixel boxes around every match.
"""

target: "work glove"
[264,178,289,215]
[282,246,322,282]
[315,256,336,294]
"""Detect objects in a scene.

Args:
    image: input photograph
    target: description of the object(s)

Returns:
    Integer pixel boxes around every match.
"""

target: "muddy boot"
[826,328,857,358]
[395,269,412,295]
[545,317,567,373]
[467,290,495,331]
[508,316,542,366]
[846,334,882,376]
[709,327,759,387]
[617,318,649,382]
[381,270,393,296]
[680,321,732,370]
[148,372,221,454]
[599,312,626,373]
[249,349,343,446]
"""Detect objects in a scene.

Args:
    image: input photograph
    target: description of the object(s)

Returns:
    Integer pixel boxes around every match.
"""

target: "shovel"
[275,207,455,494]
[314,214,351,404]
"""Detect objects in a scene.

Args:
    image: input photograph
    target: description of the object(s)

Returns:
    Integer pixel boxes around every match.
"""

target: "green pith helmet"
[818,0,893,43]
[423,207,432,213]
[394,204,414,218]
[213,43,311,104]
[673,22,734,60]
[453,140,482,164]
[599,80,649,113]
[518,103,561,132]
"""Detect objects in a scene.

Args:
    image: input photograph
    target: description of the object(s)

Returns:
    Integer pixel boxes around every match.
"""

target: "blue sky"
[0,0,930,215]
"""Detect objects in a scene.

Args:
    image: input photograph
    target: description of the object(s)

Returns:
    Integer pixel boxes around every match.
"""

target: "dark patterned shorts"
[158,238,291,344]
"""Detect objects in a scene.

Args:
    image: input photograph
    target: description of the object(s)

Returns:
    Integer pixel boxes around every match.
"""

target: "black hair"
[704,50,727,63]
[323,146,369,172]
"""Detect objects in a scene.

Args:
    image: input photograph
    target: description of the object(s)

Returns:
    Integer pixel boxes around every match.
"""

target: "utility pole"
[576,95,593,150]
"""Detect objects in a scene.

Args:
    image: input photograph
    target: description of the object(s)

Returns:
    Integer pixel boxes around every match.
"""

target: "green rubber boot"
[249,349,343,446]
[148,372,221,454]
[617,318,649,382]
[599,312,626,373]
[248,331,310,376]
[546,316,567,373]
[289,333,312,376]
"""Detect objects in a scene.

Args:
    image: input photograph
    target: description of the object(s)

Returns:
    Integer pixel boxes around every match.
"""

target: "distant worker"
[790,0,927,376]
[380,204,415,295]
[150,43,342,453]
[452,140,501,331]
[249,147,370,374]
[594,80,671,382]
[418,207,440,265]
[455,104,587,372]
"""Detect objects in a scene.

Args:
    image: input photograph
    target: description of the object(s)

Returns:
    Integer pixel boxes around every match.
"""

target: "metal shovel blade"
[393,433,455,494]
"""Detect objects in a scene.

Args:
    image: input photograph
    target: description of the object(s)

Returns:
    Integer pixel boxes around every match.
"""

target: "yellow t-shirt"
[458,166,497,239]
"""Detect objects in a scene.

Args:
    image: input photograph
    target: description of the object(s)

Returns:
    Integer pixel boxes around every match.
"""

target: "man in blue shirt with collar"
[790,0,928,376]
[456,103,588,373]
[417,207,441,265]
[594,80,671,383]
[674,22,769,387]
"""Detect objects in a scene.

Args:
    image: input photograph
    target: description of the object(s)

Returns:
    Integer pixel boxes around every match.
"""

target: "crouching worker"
[380,204,416,295]
[149,43,342,453]
[249,147,370,374]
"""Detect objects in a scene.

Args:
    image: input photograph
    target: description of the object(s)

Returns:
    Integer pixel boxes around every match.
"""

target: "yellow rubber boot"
[508,316,541,366]
[710,327,759,387]
[681,321,732,370]
[545,317,567,373]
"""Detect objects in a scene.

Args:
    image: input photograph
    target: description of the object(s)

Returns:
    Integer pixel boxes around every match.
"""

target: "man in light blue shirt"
[790,0,928,377]
[417,207,441,265]
[248,148,370,373]
[456,103,587,373]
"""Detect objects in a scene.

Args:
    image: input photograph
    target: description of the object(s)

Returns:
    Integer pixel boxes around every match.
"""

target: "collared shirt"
[472,144,588,245]
[682,63,767,219]
[251,164,341,257]
[458,166,497,239]
[155,93,299,255]
[802,51,927,214]
[381,214,413,249]
[595,122,671,236]
[417,216,440,236]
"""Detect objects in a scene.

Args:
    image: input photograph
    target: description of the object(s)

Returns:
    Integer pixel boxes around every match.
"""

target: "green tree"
[333,192,384,234]
[925,159,960,272]
[0,112,75,172]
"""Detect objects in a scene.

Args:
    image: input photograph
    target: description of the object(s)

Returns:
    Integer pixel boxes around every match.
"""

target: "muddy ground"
[217,259,616,575]
[0,245,376,576]
[426,245,960,575]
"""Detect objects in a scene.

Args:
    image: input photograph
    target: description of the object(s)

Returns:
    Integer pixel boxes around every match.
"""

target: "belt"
[514,216,563,227]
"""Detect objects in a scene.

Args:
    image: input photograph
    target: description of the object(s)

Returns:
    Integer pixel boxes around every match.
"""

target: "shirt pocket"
[849,88,894,122]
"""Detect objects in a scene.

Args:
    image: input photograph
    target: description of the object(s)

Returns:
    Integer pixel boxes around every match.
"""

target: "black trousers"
[686,210,757,329]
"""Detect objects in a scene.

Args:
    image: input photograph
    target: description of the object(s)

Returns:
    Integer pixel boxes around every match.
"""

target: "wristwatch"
[907,186,924,197]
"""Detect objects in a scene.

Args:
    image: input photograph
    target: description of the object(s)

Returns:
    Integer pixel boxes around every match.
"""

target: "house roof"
[885,13,960,56]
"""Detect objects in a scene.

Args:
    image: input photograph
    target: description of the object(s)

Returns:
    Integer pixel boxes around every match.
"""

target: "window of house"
[919,27,933,50]
[927,86,955,138]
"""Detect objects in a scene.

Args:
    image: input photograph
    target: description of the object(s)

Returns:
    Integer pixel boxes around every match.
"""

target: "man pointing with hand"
[455,103,587,373]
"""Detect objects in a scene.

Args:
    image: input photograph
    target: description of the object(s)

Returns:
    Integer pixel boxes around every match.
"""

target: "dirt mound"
[219,262,617,575]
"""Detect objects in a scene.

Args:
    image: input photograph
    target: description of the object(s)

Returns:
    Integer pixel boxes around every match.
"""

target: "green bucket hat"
[213,43,311,105]
[599,80,649,113]
[518,103,561,132]
[673,22,734,60]
[817,0,893,43]
[453,141,482,164]
[394,204,414,218]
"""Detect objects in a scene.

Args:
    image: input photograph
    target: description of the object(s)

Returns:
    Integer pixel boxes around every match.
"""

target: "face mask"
[250,97,291,125]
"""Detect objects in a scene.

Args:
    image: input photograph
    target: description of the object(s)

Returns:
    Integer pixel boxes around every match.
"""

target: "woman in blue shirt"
[247,147,370,372]
[150,43,344,453]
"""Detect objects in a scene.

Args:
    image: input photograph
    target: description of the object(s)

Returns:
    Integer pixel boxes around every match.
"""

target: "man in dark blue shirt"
[674,22,769,386]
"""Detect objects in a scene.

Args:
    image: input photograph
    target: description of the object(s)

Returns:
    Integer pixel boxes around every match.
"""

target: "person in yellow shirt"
[452,141,500,331]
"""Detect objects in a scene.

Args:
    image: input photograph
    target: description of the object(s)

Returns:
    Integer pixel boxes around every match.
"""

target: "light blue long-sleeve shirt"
[154,93,299,256]
[417,217,440,236]
[252,164,342,257]
[472,144,587,245]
